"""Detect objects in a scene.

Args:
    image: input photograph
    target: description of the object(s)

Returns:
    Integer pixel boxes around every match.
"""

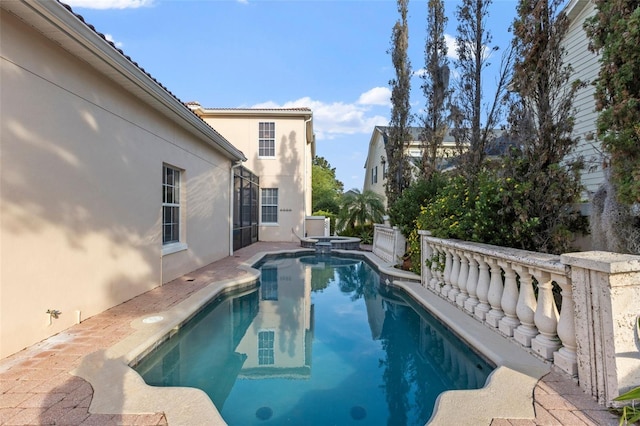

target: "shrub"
[388,172,447,237]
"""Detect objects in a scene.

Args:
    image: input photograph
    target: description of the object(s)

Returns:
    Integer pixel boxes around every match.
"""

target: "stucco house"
[188,104,315,242]
[0,1,252,358]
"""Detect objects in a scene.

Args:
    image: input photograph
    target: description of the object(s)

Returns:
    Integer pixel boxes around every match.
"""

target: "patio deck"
[0,242,619,425]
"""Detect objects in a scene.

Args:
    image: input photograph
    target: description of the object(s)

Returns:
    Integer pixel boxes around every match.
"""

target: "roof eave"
[2,0,246,162]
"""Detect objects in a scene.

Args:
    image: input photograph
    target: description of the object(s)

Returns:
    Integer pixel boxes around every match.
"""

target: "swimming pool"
[134,254,493,425]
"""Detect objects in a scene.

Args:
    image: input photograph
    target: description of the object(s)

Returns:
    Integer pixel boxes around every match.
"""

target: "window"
[261,188,278,223]
[260,266,278,300]
[371,166,378,184]
[163,165,181,244]
[258,330,275,365]
[259,122,275,157]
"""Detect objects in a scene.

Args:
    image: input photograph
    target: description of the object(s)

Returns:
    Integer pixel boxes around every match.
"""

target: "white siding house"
[564,0,604,196]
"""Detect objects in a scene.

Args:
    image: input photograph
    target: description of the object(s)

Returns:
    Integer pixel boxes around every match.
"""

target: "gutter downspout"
[303,116,313,239]
[230,160,244,256]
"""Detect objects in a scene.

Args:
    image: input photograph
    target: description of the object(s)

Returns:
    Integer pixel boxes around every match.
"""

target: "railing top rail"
[423,235,568,275]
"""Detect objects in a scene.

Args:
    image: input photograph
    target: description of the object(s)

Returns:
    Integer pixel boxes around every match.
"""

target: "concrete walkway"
[0,242,619,425]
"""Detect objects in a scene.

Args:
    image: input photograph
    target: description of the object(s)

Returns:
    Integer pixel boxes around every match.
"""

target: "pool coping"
[71,248,550,425]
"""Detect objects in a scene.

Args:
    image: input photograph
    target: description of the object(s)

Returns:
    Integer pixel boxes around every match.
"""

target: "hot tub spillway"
[301,236,361,252]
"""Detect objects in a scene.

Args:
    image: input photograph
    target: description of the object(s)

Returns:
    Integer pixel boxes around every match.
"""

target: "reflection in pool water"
[134,255,493,425]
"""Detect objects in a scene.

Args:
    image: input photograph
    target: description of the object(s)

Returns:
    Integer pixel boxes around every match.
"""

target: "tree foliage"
[419,0,451,179]
[585,1,640,205]
[510,0,583,169]
[312,156,343,214]
[451,0,512,179]
[336,189,385,234]
[504,0,587,253]
[387,0,413,206]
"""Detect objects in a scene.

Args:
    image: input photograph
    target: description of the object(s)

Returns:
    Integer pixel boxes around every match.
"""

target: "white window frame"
[261,188,278,224]
[258,330,275,365]
[258,122,276,158]
[162,164,187,256]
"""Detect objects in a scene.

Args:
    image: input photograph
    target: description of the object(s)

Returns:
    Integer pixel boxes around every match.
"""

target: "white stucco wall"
[1,11,233,358]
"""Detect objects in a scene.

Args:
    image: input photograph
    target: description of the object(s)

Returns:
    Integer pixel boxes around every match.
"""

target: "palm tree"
[336,189,385,233]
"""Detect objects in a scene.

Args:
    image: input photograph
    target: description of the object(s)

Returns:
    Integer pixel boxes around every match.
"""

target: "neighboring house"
[188,104,315,242]
[362,126,458,207]
[564,0,604,196]
[0,2,247,358]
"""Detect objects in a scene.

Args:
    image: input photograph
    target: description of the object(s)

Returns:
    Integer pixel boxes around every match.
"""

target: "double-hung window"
[372,166,378,184]
[162,165,181,245]
[258,122,275,158]
[258,330,275,365]
[261,188,278,224]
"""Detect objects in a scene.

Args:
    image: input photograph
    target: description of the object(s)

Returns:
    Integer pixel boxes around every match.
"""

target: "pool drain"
[256,406,273,420]
[350,406,366,420]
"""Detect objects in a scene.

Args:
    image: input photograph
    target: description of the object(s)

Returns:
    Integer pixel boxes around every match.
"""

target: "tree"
[450,0,512,179]
[387,0,413,206]
[585,1,640,205]
[584,1,640,254]
[336,189,385,233]
[419,0,451,179]
[312,156,343,214]
[504,0,586,253]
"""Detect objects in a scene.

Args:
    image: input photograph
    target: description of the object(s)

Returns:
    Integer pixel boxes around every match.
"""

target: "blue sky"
[66,0,517,190]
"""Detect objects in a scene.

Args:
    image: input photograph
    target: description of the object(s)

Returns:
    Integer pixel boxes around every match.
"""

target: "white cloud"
[444,34,458,60]
[252,92,388,141]
[65,0,153,9]
[357,87,391,106]
[104,34,124,48]
[237,0,249,3]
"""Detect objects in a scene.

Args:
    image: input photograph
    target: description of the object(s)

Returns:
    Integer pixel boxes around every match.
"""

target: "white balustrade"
[418,231,576,376]
[372,224,406,265]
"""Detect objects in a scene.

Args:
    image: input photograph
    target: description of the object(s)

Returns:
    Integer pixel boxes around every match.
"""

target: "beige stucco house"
[189,104,315,241]
[0,1,247,358]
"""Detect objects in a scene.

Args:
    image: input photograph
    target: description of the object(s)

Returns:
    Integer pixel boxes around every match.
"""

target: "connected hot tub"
[300,236,361,252]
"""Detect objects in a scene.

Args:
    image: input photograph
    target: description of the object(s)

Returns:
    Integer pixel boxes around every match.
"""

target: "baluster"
[429,246,440,290]
[474,256,491,321]
[448,250,461,302]
[441,248,453,297]
[485,257,505,327]
[531,271,561,360]
[553,273,578,376]
[464,255,481,314]
[513,266,539,347]
[455,251,469,307]
[421,237,433,289]
[498,261,520,337]
[459,254,475,309]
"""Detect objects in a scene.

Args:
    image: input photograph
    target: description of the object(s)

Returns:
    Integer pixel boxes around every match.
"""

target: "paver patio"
[0,242,619,425]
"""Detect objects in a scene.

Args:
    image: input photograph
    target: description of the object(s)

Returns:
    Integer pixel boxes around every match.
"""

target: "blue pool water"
[134,255,493,425]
